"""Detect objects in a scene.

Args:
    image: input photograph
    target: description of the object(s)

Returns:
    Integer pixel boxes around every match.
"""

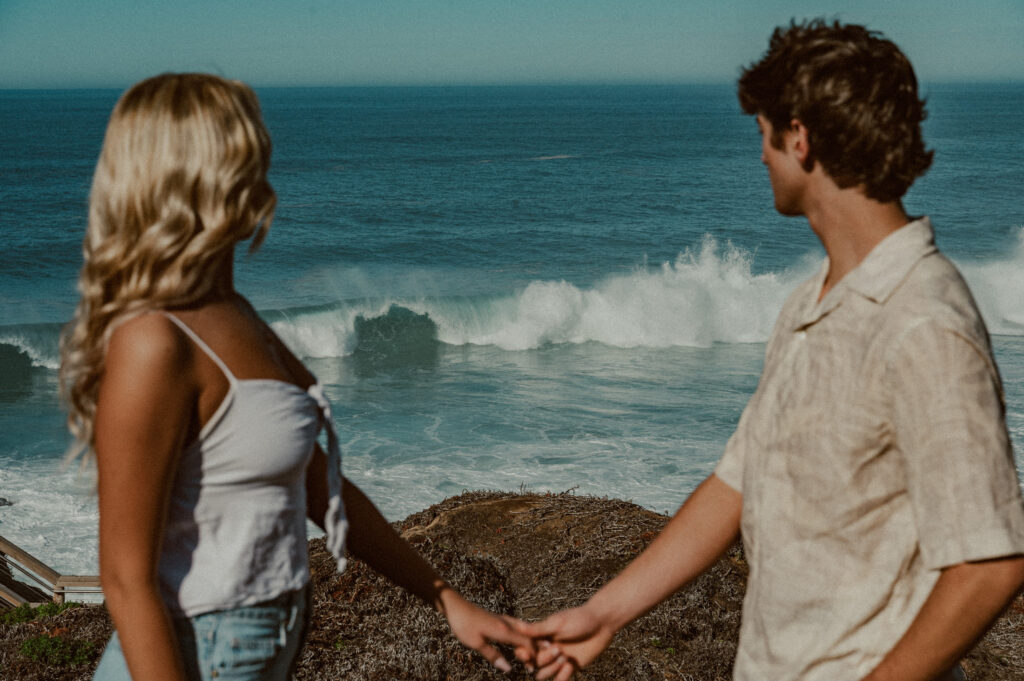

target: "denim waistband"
[177,585,310,623]
[252,586,307,610]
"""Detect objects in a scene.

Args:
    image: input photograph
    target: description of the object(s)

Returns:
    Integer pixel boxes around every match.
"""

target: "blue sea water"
[1,83,1022,578]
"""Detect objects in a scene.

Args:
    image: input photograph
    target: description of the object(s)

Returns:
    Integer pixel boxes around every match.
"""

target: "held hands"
[436,583,613,679]
[515,604,616,681]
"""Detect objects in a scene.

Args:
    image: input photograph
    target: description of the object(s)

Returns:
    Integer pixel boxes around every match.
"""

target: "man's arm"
[522,473,742,681]
[876,319,1024,679]
[864,555,1024,681]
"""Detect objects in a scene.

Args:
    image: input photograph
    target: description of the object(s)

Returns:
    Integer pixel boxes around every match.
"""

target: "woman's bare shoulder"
[235,295,317,387]
[96,312,199,442]
[105,311,194,377]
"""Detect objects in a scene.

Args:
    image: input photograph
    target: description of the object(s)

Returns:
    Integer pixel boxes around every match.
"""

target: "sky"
[1,0,1022,89]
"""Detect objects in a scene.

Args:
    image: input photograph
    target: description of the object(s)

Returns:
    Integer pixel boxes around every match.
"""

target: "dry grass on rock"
[300,490,746,681]
[2,491,1022,680]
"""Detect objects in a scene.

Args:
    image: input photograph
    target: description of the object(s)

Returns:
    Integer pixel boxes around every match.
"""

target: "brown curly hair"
[738,19,933,202]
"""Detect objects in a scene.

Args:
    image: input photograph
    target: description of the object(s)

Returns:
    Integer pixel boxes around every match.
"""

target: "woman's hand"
[436,587,536,673]
[336,478,538,672]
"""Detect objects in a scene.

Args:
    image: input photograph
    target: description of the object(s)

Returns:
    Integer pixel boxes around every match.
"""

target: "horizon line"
[3,77,1024,92]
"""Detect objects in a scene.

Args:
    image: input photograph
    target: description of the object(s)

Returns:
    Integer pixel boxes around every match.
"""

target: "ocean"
[1,83,1022,580]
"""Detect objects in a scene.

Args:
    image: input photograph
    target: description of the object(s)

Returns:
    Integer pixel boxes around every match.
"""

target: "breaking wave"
[6,232,1024,367]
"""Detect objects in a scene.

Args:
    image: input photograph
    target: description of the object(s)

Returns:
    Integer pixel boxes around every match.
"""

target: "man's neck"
[803,181,909,301]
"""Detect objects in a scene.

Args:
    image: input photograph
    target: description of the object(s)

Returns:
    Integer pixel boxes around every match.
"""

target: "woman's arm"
[94,314,197,681]
[305,447,535,671]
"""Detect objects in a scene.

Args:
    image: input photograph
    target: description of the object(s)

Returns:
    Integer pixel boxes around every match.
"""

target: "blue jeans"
[93,587,309,681]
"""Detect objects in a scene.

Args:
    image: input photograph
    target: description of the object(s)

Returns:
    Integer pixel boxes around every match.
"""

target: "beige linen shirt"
[715,217,1024,681]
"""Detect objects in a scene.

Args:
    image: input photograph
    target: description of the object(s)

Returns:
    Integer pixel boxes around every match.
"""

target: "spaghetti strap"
[159,311,237,383]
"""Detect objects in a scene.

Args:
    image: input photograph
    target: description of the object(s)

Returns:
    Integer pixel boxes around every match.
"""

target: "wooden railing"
[0,535,101,608]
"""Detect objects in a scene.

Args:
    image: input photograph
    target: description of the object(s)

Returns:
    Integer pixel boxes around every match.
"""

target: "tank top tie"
[308,383,349,573]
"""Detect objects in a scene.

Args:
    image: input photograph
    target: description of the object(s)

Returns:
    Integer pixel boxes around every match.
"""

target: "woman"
[60,73,532,681]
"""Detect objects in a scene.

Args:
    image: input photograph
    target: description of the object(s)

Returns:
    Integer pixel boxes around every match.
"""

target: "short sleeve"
[714,305,795,495]
[889,320,1024,569]
[715,424,747,493]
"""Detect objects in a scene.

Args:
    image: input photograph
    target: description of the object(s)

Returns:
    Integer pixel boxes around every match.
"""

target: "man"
[520,20,1024,681]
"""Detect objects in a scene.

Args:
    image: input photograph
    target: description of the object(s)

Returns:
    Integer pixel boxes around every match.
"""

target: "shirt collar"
[795,217,937,330]
[842,216,937,303]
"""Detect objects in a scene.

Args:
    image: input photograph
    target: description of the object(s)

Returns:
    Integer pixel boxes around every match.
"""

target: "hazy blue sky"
[1,0,1022,88]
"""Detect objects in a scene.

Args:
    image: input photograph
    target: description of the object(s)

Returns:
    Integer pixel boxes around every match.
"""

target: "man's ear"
[789,118,814,171]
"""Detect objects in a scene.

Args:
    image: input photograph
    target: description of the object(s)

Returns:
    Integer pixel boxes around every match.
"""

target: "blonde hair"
[60,73,276,457]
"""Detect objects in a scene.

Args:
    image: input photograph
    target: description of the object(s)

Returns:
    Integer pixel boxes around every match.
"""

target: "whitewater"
[4,229,1024,372]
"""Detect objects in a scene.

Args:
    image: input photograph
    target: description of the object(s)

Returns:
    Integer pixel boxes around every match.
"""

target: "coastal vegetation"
[1,492,1021,680]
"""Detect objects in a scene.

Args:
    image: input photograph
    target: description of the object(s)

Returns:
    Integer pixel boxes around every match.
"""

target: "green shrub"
[0,601,81,625]
[34,601,81,619]
[0,603,36,624]
[18,635,96,667]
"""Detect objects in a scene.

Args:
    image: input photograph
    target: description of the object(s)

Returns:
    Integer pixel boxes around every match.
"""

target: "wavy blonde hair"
[60,73,276,457]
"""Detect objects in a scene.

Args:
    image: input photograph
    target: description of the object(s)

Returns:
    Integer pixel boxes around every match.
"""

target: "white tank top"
[157,312,348,616]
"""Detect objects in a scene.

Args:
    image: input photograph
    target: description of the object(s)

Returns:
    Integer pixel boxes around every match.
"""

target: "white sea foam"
[958,226,1024,335]
[343,436,722,522]
[270,306,367,359]
[6,233,1024,368]
[530,154,579,161]
[0,333,60,370]
[430,236,815,350]
[265,233,1024,360]
[0,459,99,583]
[271,237,818,356]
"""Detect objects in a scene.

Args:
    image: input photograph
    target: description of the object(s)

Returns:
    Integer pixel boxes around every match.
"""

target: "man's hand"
[512,474,741,680]
[437,587,536,673]
[516,604,614,681]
